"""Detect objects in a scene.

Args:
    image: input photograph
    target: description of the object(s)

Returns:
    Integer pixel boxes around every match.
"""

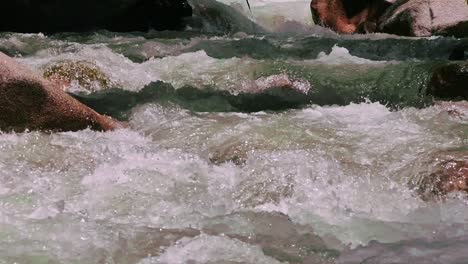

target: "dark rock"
[310,0,394,34]
[0,0,192,33]
[378,0,468,37]
[428,62,468,100]
[0,52,119,132]
[449,44,468,61]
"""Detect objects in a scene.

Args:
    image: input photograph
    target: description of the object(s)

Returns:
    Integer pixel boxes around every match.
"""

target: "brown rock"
[414,150,468,201]
[0,52,119,132]
[209,143,248,166]
[310,0,393,34]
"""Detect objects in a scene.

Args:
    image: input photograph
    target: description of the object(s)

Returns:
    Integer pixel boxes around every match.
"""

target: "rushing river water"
[1,1,468,263]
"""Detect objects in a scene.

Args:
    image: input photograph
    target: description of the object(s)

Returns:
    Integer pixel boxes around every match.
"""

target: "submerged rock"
[228,74,313,111]
[310,0,394,34]
[338,235,468,264]
[209,141,249,166]
[378,0,468,37]
[202,211,339,263]
[0,52,118,132]
[434,101,468,118]
[0,0,192,33]
[43,61,110,92]
[428,62,468,100]
[411,149,468,201]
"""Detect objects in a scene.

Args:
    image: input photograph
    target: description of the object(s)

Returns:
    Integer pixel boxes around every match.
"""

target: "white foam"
[315,45,386,65]
[19,47,257,93]
[141,234,282,264]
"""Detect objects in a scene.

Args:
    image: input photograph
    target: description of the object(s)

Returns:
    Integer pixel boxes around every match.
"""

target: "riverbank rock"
[428,62,468,100]
[43,61,110,92]
[0,52,118,132]
[0,0,192,33]
[310,0,394,34]
[378,0,468,37]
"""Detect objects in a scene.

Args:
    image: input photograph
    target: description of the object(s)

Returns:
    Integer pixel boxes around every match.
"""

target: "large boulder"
[310,0,394,34]
[0,52,118,132]
[378,0,468,37]
[0,0,192,33]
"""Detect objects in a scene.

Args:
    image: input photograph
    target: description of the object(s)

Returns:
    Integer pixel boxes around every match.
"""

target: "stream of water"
[0,0,468,263]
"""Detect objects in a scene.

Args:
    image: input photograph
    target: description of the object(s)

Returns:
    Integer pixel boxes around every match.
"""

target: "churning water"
[1,0,468,263]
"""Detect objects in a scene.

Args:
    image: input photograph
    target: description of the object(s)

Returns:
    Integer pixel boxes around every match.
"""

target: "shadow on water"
[69,60,455,120]
[71,81,313,120]
[72,63,437,120]
[185,36,468,62]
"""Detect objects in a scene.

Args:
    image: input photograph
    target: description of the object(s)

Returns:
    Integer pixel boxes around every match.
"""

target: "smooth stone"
[0,52,119,132]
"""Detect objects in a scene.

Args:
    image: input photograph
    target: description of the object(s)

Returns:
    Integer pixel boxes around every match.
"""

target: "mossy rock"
[43,60,110,92]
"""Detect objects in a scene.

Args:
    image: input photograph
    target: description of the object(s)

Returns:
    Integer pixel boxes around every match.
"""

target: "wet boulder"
[310,0,394,34]
[420,159,468,200]
[0,52,118,132]
[0,0,192,33]
[43,61,111,92]
[428,62,468,100]
[378,0,468,37]
[411,149,468,201]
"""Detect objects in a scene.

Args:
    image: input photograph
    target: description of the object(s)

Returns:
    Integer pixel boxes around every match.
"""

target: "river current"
[1,0,468,263]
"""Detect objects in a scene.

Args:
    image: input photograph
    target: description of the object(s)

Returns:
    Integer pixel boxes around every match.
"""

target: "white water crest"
[19,47,253,92]
[140,234,283,264]
[314,45,387,65]
[17,40,394,95]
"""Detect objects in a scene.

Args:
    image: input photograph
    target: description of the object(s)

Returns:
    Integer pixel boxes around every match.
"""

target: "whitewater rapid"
[0,8,467,262]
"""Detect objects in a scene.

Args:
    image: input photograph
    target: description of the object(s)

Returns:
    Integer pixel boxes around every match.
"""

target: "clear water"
[0,1,468,263]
